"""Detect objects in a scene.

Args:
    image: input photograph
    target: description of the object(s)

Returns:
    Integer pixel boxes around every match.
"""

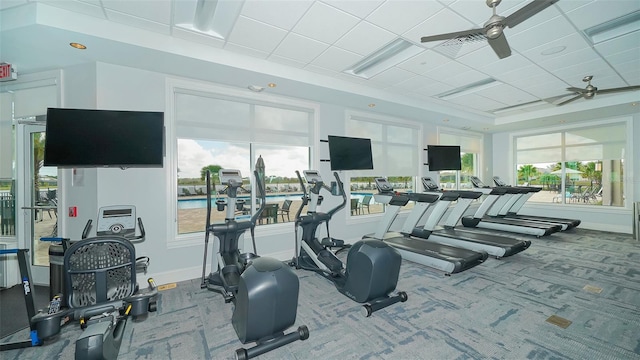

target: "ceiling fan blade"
[488,32,511,59]
[596,85,640,94]
[544,94,573,103]
[504,0,559,28]
[421,28,483,43]
[556,94,583,106]
[566,87,586,93]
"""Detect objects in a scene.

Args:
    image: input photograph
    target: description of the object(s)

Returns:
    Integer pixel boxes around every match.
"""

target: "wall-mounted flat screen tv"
[427,145,461,171]
[44,108,164,168]
[328,135,374,171]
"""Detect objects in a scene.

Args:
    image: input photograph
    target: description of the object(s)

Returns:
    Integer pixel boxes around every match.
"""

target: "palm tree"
[33,133,45,202]
[200,165,222,182]
[517,164,539,184]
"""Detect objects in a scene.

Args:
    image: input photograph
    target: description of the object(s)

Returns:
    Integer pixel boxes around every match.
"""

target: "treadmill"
[363,178,487,275]
[492,176,581,229]
[414,177,531,258]
[461,176,561,237]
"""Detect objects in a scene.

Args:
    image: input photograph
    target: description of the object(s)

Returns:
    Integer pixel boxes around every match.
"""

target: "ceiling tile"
[551,58,618,83]
[310,46,363,72]
[292,1,359,44]
[333,21,397,56]
[442,68,492,88]
[536,47,602,74]
[101,0,171,24]
[415,79,456,97]
[396,49,452,75]
[604,48,640,66]
[227,16,288,53]
[268,54,307,68]
[390,75,434,91]
[173,27,226,48]
[445,93,508,112]
[240,0,313,31]
[521,32,591,64]
[422,60,472,83]
[594,31,640,58]
[369,67,416,86]
[508,16,575,52]
[503,2,562,36]
[272,33,329,63]
[565,0,640,30]
[403,8,475,47]
[475,54,532,78]
[37,0,105,18]
[104,8,170,35]
[555,0,595,13]
[479,84,540,105]
[366,0,445,36]
[223,42,270,59]
[321,0,383,18]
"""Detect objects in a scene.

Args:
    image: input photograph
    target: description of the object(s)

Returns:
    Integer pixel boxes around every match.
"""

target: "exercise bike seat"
[317,249,343,273]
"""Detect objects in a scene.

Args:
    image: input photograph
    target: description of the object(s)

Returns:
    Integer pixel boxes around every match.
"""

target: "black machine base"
[235,326,309,360]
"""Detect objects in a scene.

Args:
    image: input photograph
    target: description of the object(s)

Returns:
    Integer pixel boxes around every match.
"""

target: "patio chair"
[360,195,372,214]
[277,200,292,222]
[259,203,279,224]
[350,198,360,215]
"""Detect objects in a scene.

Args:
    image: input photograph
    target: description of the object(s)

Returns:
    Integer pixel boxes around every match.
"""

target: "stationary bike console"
[96,205,137,237]
[83,205,145,242]
[219,169,243,185]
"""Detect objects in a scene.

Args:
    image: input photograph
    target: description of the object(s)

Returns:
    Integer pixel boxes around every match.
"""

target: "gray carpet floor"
[2,228,639,359]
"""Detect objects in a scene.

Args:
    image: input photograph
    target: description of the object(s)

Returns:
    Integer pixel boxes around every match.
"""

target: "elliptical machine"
[292,170,408,317]
[200,169,309,360]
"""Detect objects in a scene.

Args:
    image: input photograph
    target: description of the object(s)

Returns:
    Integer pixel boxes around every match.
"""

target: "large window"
[514,121,627,207]
[172,84,314,235]
[345,112,420,216]
[438,130,483,190]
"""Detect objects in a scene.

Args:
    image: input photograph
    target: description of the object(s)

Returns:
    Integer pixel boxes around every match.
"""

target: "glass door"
[17,123,58,284]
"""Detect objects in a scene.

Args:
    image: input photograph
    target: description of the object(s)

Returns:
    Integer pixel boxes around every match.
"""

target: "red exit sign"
[0,63,17,81]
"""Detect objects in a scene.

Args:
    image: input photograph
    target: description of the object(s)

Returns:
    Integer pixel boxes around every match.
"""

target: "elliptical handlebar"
[294,170,309,221]
[325,172,346,218]
[249,170,266,227]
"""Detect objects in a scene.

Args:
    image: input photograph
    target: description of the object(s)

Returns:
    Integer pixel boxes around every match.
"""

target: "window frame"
[166,78,319,247]
[510,118,633,209]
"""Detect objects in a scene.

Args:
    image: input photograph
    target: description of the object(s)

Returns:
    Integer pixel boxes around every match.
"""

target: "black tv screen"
[44,108,164,168]
[328,135,374,171]
[427,145,461,171]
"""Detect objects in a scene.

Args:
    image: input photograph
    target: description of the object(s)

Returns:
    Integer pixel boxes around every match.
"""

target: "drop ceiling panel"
[475,54,532,78]
[310,46,363,72]
[173,27,225,48]
[594,31,640,58]
[508,16,575,52]
[521,33,592,64]
[442,68,492,88]
[565,0,640,30]
[403,8,475,46]
[291,1,359,44]
[322,0,384,18]
[0,0,27,11]
[396,50,452,75]
[391,75,434,91]
[104,9,170,35]
[551,58,618,81]
[334,21,396,56]
[268,54,307,68]
[366,0,444,36]
[604,48,640,66]
[240,0,313,31]
[101,0,171,24]
[37,0,104,19]
[422,61,472,83]
[445,93,509,112]
[415,80,456,97]
[224,42,270,59]
[479,84,540,105]
[536,47,602,74]
[227,16,288,53]
[369,67,416,86]
[273,33,329,63]
[503,3,562,36]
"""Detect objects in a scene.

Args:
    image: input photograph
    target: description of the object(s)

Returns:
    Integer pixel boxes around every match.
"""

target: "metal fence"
[0,194,15,236]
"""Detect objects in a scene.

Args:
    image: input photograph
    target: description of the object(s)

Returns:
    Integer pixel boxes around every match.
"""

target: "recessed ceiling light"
[368,103,376,107]
[541,46,566,56]
[632,102,638,106]
[248,85,264,92]
[69,42,87,50]
[267,83,277,88]
[443,119,449,122]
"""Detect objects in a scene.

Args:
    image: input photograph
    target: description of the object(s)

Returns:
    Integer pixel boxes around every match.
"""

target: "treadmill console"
[374,178,393,192]
[96,205,136,237]
[469,176,488,188]
[421,177,440,191]
[303,170,323,184]
[493,176,507,186]
[219,169,243,185]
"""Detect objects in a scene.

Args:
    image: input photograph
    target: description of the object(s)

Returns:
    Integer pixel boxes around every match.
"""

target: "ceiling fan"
[420,0,558,59]
[552,75,640,106]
